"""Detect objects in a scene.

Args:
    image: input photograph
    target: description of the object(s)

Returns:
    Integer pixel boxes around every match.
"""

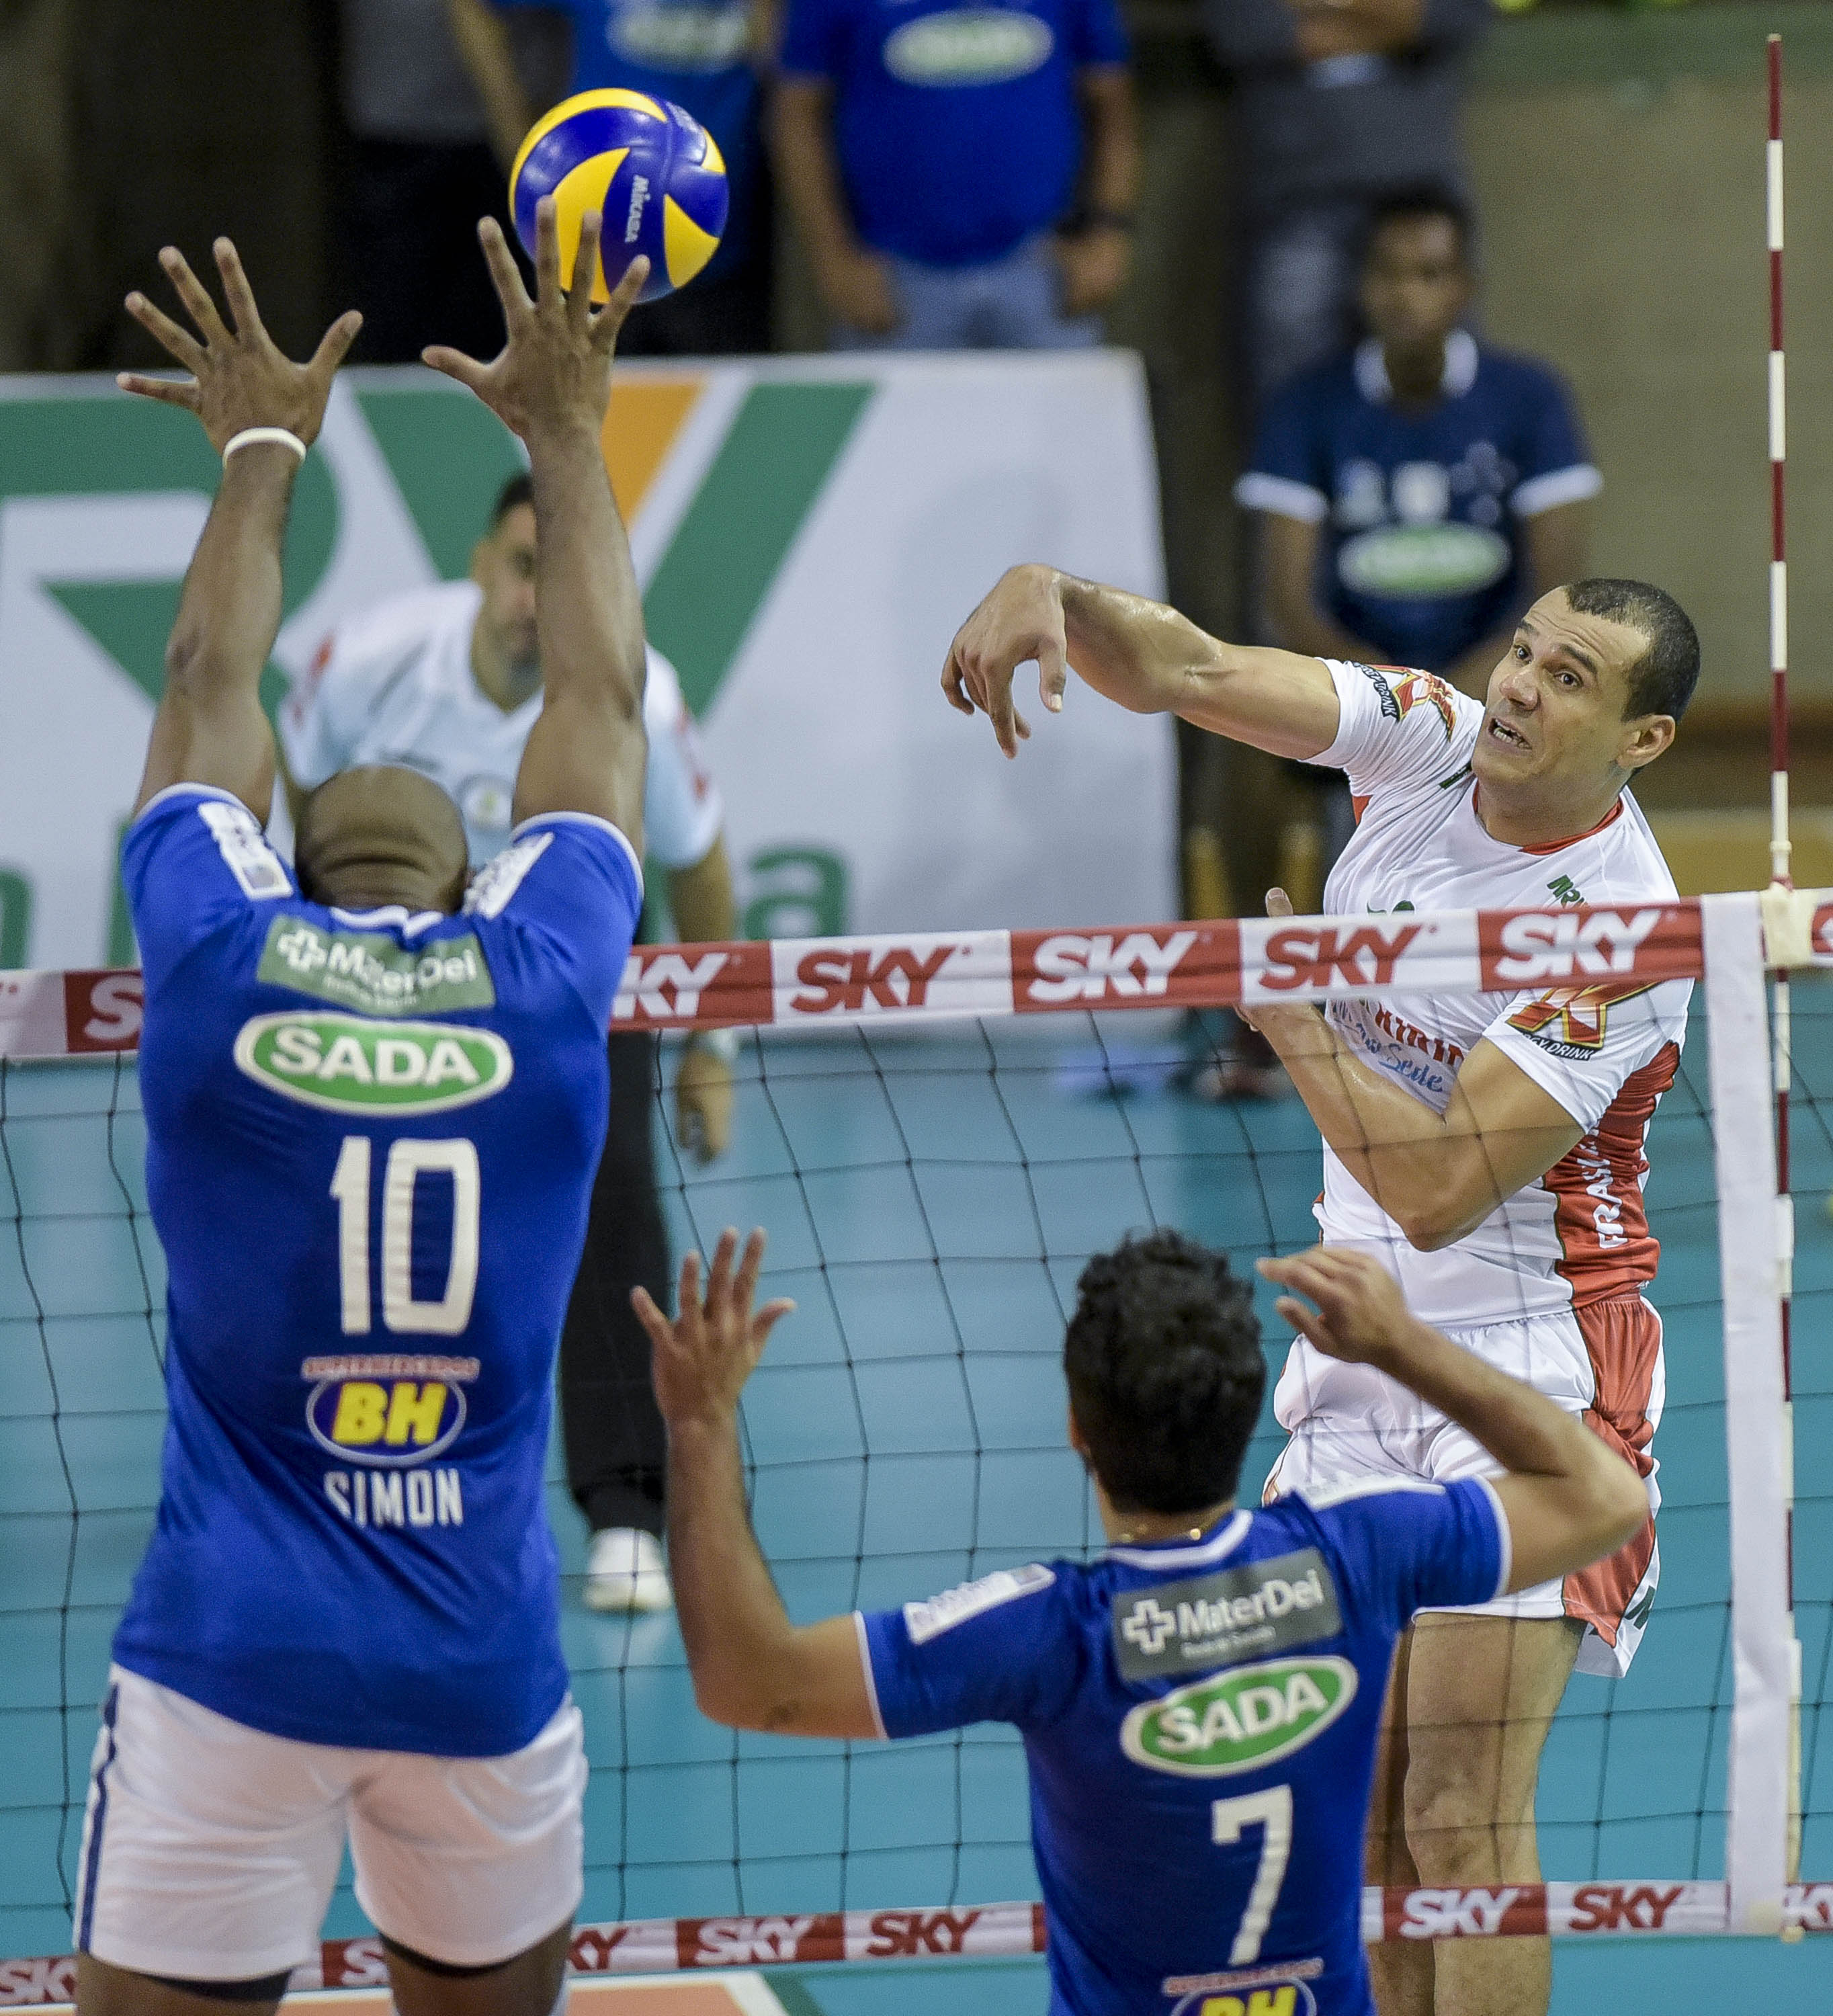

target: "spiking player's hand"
[1256,1247,1420,1370]
[118,240,361,456]
[943,563,1070,759]
[423,202,646,444]
[636,1228,797,1428]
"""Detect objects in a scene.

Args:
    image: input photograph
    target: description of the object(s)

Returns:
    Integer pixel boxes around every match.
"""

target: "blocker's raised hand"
[634,1228,796,1428]
[1256,1247,1416,1370]
[118,240,361,455]
[942,562,1070,760]
[424,202,646,444]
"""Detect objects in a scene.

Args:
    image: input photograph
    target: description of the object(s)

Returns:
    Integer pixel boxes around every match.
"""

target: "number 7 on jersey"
[1213,1786,1293,1966]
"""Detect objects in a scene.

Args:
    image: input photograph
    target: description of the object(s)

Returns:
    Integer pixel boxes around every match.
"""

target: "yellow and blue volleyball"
[509,90,728,304]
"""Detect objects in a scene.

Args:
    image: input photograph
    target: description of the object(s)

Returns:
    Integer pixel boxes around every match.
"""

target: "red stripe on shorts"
[1562,1294,1662,1646]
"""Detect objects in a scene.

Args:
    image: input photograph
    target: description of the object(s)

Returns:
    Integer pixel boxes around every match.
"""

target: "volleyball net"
[0,887,1829,2001]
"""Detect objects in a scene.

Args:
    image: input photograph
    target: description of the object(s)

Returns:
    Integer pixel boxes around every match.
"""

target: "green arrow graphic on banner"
[640,382,875,718]
[0,396,339,720]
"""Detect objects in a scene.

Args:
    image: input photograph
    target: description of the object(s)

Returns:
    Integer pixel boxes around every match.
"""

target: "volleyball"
[509,89,729,305]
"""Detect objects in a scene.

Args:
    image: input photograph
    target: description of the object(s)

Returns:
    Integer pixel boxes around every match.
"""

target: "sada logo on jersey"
[235,1013,513,1114]
[302,1353,478,1467]
[1122,1656,1358,1778]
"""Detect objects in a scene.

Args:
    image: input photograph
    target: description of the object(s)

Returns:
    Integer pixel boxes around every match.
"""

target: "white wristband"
[222,426,307,468]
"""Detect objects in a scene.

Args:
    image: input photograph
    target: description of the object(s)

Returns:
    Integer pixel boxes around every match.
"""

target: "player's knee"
[1402,1778,1533,1881]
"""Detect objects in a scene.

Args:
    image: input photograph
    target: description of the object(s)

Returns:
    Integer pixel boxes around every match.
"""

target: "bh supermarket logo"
[234,1013,513,1114]
[1121,1656,1358,1777]
[303,1353,478,1468]
[1166,1963,1322,2016]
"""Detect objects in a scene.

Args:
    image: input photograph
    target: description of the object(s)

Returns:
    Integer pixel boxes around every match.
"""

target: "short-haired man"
[77,206,650,2014]
[942,567,1699,2016]
[634,1225,1646,2016]
[1240,190,1600,699]
[280,472,737,1613]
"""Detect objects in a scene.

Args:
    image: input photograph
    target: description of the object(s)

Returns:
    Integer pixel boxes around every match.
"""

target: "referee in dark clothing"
[279,476,737,1609]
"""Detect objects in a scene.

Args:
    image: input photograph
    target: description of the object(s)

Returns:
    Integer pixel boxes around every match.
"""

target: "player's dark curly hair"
[1565,578,1701,723]
[1063,1230,1265,1517]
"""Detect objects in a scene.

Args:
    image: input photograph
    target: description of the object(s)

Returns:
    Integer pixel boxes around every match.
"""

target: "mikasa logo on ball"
[627,175,652,244]
[884,9,1054,84]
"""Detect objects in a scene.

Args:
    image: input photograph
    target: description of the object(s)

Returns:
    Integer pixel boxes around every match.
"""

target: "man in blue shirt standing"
[1238,190,1598,696]
[451,0,775,352]
[773,0,1138,348]
[638,1228,1646,2016]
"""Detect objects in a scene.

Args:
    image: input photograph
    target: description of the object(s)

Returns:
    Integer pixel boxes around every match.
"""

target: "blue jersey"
[497,0,765,271]
[114,784,642,1758]
[779,0,1127,268]
[863,1477,1508,2016]
[1236,333,1601,675]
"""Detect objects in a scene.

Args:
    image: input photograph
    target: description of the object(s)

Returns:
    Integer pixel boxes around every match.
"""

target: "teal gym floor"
[3,991,1832,2009]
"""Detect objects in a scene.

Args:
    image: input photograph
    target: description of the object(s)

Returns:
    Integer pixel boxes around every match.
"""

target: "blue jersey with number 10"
[862,1476,1508,2016]
[112,784,642,1758]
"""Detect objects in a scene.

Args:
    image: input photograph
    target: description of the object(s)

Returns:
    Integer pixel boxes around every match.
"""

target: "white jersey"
[1275,659,1691,1431]
[279,581,724,871]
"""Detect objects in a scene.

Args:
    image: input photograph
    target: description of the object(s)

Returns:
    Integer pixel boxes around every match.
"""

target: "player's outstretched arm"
[119,242,361,819]
[424,202,648,848]
[942,562,1342,762]
[634,1230,882,1739]
[1260,1249,1648,1591]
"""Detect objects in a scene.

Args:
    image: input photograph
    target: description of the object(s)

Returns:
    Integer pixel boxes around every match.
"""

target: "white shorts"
[74,1666,586,1983]
[1267,1297,1664,1680]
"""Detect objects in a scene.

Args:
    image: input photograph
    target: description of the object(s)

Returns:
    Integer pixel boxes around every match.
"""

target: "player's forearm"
[668,835,737,943]
[527,420,646,726]
[1261,1011,1515,1249]
[1054,573,1337,757]
[771,83,860,267]
[667,1413,814,1729]
[164,447,296,704]
[1055,573,1232,714]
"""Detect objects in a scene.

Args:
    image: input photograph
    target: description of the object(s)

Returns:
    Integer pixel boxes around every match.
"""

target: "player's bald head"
[294,767,471,915]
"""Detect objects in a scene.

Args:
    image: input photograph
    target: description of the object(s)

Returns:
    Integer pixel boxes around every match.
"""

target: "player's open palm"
[1256,1247,1416,1369]
[118,239,361,455]
[943,562,1070,759]
[636,1228,796,1427]
[424,200,645,443]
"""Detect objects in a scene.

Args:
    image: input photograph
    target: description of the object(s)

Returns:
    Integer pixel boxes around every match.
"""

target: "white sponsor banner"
[0,353,1170,971]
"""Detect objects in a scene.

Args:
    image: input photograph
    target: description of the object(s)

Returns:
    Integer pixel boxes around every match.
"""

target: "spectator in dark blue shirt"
[773,0,1138,349]
[452,0,775,353]
[1238,190,1598,692]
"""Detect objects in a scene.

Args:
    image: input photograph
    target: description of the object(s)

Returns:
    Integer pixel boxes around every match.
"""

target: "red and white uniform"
[1268,658,1689,1676]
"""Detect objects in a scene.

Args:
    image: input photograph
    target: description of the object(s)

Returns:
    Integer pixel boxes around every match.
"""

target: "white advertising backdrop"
[0,351,1170,969]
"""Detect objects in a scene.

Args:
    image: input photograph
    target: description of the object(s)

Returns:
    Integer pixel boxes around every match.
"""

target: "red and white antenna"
[1766,30,1802,1890]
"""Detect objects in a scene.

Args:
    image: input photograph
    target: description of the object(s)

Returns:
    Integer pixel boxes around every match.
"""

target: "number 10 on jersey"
[331,1136,480,1337]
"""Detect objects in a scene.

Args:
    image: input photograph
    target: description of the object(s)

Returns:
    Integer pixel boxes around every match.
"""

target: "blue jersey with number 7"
[861,1477,1508,2015]
[113,784,641,1757]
